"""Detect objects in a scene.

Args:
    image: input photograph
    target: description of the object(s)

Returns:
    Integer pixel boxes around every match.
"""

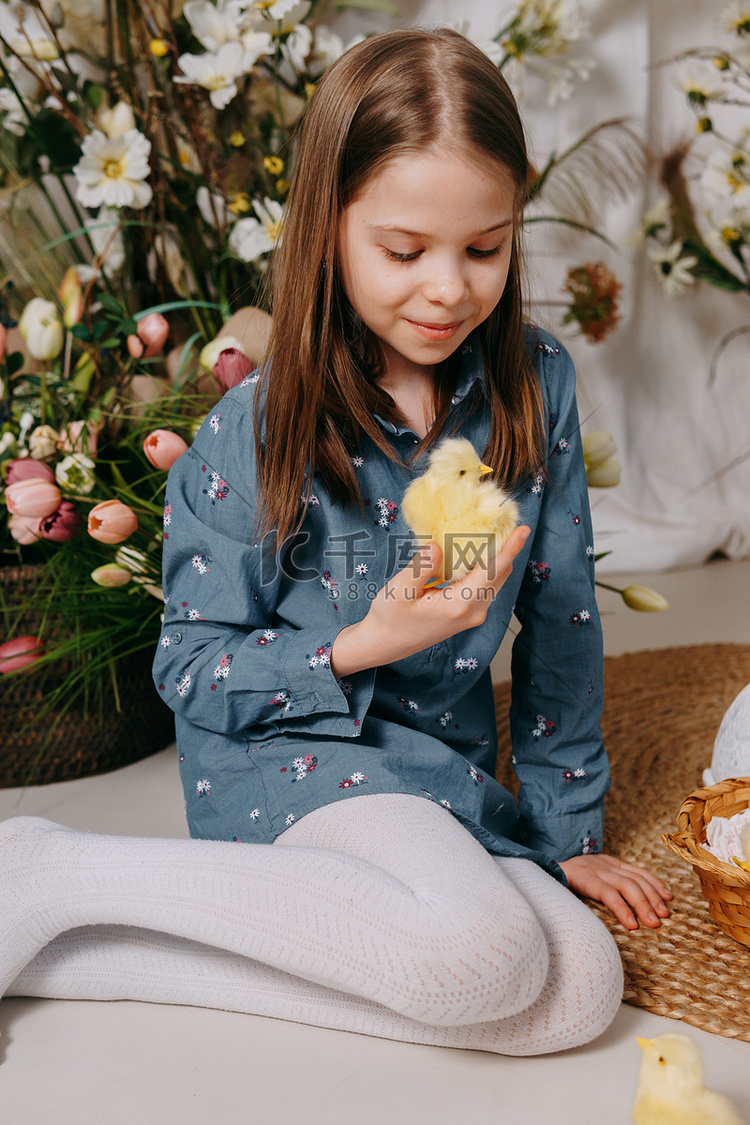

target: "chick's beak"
[479,463,493,476]
[636,1038,651,1051]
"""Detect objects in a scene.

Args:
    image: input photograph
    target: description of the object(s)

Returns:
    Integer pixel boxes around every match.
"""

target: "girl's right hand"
[330,525,530,677]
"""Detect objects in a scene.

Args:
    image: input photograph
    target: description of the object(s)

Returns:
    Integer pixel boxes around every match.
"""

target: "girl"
[1,28,671,1056]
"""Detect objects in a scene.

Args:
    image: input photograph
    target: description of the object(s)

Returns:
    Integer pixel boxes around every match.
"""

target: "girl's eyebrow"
[368,219,513,237]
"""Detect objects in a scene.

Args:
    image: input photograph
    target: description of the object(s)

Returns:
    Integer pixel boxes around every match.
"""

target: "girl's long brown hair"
[256,28,544,544]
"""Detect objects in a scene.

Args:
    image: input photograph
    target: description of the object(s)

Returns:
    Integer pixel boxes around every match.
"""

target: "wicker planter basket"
[1,564,175,788]
[662,777,750,948]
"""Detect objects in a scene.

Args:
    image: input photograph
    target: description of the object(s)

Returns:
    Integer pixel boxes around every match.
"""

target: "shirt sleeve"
[152,387,374,737]
[509,335,610,862]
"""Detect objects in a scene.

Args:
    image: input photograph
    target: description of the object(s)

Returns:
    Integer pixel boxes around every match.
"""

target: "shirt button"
[413,438,419,444]
[171,632,182,644]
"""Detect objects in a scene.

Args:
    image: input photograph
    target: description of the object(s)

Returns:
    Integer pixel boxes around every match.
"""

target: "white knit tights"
[2,794,622,1055]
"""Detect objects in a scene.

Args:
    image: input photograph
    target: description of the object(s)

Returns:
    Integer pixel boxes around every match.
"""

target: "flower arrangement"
[0,0,648,771]
[638,1,750,381]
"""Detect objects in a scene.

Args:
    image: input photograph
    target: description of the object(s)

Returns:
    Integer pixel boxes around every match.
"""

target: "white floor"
[2,558,749,1125]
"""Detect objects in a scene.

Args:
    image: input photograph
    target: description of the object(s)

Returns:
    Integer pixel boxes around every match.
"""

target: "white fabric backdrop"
[331,0,750,573]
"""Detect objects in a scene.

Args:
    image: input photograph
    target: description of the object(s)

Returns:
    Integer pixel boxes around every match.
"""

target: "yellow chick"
[401,437,519,585]
[731,823,750,874]
[633,1034,743,1125]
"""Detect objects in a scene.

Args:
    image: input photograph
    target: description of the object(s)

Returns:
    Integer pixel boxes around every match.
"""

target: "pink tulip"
[143,429,188,472]
[6,476,61,519]
[213,347,254,391]
[5,458,55,485]
[0,635,44,674]
[39,500,81,542]
[87,498,138,544]
[0,323,6,363]
[8,513,41,544]
[136,312,169,358]
[59,421,98,457]
[127,334,145,359]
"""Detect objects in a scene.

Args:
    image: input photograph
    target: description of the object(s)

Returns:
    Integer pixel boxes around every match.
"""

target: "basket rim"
[662,775,750,885]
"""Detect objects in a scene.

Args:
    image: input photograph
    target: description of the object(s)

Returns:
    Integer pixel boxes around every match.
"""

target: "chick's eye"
[658,1057,665,1065]
[459,469,466,476]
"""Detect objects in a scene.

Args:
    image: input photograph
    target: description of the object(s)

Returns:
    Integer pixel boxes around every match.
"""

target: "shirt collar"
[372,334,485,437]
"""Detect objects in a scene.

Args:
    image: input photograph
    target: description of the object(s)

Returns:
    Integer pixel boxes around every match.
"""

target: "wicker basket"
[662,777,750,948]
[1,564,175,788]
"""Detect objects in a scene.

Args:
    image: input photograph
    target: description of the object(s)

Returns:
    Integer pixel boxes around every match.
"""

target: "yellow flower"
[276,178,290,194]
[228,192,252,215]
[263,155,284,176]
[150,38,169,57]
[304,82,316,99]
[230,131,246,147]
[696,116,713,133]
[721,226,741,243]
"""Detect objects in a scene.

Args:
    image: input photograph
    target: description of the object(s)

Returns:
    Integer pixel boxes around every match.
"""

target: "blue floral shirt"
[153,326,608,884]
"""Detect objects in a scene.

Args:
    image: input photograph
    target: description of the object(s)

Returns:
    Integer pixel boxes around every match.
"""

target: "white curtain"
[332,0,750,573]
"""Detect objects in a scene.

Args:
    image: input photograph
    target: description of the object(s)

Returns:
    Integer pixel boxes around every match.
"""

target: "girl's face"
[336,145,517,385]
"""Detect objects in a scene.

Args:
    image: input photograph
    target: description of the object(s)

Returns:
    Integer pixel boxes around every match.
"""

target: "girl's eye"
[383,248,421,263]
[468,246,502,259]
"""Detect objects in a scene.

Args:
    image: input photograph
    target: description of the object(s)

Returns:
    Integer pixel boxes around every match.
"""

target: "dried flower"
[562,262,622,342]
[87,499,138,544]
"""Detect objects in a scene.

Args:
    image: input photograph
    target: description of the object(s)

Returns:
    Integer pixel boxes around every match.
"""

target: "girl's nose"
[424,259,469,305]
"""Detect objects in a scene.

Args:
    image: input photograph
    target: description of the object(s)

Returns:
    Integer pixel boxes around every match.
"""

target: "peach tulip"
[87,498,138,543]
[59,421,98,457]
[39,500,81,542]
[5,457,55,485]
[213,347,254,391]
[8,513,41,544]
[6,476,61,519]
[136,312,169,357]
[0,635,44,673]
[143,429,188,471]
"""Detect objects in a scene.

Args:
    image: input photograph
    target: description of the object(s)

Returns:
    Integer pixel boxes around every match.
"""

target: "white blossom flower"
[0,87,30,135]
[73,128,153,209]
[721,1,750,37]
[96,100,136,139]
[28,424,59,459]
[197,185,235,228]
[55,453,97,494]
[282,21,312,71]
[174,40,271,109]
[228,197,284,262]
[75,207,126,282]
[647,240,698,298]
[18,298,64,360]
[183,0,246,51]
[700,144,750,208]
[251,0,310,31]
[676,60,723,105]
[310,27,364,72]
[630,197,671,248]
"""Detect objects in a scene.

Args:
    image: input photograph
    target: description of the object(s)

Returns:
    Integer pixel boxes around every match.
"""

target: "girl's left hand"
[558,853,673,931]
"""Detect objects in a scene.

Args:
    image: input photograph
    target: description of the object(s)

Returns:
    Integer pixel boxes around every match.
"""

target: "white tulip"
[198,334,248,370]
[55,453,97,495]
[18,298,64,360]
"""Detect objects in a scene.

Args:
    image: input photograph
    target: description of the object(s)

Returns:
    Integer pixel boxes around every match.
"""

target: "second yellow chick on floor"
[633,1034,743,1125]
[401,437,519,585]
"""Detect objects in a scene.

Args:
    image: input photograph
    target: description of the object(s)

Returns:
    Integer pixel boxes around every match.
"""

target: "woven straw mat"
[493,643,750,1043]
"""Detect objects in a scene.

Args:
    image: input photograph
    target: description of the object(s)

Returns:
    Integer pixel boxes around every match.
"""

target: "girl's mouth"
[407,319,464,341]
